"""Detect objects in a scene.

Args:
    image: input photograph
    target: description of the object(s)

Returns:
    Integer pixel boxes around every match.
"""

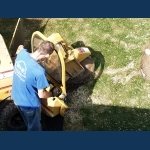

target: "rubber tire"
[0,101,64,131]
[0,100,13,125]
[66,56,95,91]
[0,101,27,131]
[0,100,12,117]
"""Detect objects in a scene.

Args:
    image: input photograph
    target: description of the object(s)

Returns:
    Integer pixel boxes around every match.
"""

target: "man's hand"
[38,89,52,98]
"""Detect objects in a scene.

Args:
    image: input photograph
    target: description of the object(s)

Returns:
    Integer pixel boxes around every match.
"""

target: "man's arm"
[38,89,53,98]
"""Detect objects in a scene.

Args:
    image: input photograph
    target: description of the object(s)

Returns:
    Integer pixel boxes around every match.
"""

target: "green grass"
[1,18,150,131]
[56,18,150,131]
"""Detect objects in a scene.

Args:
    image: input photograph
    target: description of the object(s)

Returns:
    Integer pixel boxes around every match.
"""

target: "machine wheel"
[0,100,12,114]
[0,101,27,131]
[0,101,64,131]
[66,56,95,91]
[0,100,13,122]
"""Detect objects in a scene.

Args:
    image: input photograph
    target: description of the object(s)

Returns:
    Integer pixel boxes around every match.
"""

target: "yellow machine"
[0,30,95,130]
[31,31,94,117]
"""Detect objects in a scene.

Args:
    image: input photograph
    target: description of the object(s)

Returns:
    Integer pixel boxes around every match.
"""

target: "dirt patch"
[104,61,141,85]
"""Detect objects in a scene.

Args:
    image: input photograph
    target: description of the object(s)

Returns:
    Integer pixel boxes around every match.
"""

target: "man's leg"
[18,106,42,131]
[17,106,28,126]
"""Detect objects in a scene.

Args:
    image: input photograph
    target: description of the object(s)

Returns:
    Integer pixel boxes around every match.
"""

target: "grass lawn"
[1,18,150,131]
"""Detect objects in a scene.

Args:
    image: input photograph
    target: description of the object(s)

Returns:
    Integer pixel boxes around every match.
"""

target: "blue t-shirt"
[11,49,49,107]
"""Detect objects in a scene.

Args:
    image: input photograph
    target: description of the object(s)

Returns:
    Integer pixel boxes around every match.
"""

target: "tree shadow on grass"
[81,104,150,131]
[0,18,50,56]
